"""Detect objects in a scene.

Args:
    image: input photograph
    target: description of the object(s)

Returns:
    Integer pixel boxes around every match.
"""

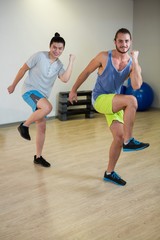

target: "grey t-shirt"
[22,51,65,98]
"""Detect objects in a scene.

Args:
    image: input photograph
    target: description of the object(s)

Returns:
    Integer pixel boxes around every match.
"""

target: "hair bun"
[55,32,60,37]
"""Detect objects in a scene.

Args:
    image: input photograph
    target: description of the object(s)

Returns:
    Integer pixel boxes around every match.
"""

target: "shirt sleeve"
[58,66,65,76]
[26,52,40,69]
[57,59,65,76]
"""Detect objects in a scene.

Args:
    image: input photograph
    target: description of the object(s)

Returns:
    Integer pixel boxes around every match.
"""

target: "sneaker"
[103,171,126,186]
[123,138,149,152]
[18,122,31,140]
[34,155,51,167]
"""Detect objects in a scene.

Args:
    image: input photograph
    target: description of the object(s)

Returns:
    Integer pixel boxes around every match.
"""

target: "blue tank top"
[92,50,132,102]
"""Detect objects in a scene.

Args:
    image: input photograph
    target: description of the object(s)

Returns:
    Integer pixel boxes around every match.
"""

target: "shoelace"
[132,138,141,145]
[40,157,48,163]
[111,172,121,180]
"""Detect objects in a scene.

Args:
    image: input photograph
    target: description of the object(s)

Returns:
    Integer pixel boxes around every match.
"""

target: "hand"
[69,54,76,63]
[69,90,77,104]
[130,50,139,63]
[7,84,15,94]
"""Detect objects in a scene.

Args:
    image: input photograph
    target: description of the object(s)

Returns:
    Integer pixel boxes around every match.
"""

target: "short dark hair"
[50,32,65,47]
[114,28,132,41]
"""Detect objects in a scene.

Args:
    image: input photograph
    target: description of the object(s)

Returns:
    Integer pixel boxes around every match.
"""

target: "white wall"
[133,0,160,108]
[0,0,133,125]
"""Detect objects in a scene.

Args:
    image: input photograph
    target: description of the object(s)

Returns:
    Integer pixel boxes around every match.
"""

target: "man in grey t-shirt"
[8,32,75,167]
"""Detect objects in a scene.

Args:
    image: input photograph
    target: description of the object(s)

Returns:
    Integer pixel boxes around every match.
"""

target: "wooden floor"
[0,109,160,240]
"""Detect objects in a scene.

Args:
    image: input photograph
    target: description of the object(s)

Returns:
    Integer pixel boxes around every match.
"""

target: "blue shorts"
[22,90,45,112]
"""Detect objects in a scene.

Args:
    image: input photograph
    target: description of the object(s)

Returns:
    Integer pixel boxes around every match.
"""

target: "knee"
[45,102,53,114]
[114,133,124,146]
[127,95,138,110]
[37,99,53,114]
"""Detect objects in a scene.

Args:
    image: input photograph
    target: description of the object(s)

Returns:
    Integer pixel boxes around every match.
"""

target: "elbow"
[60,75,69,83]
[63,77,69,83]
[132,82,142,90]
[131,77,143,90]
[62,78,69,83]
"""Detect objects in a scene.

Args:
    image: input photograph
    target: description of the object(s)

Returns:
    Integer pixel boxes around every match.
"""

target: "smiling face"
[114,33,132,54]
[49,42,64,59]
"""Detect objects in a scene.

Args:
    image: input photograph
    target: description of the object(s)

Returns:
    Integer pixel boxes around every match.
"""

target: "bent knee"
[42,102,53,114]
[45,103,53,113]
[126,95,138,109]
[37,99,53,114]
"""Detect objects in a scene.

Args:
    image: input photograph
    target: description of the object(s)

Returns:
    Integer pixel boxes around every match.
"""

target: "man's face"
[115,33,131,54]
[50,42,64,58]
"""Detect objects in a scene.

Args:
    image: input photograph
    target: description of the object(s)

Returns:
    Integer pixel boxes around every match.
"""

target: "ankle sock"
[23,123,29,128]
[124,137,133,145]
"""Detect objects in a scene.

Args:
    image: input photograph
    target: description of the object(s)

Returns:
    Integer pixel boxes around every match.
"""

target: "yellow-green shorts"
[94,94,124,127]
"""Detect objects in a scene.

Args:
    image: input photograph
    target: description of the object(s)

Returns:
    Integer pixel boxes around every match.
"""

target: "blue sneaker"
[123,138,149,152]
[103,171,126,186]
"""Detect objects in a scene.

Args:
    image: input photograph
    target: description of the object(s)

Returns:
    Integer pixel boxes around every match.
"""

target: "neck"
[48,52,57,62]
[114,49,130,61]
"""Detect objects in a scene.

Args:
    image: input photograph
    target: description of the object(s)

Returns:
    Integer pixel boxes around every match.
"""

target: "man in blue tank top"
[69,28,149,186]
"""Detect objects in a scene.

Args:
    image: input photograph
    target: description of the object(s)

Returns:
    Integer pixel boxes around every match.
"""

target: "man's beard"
[116,46,130,54]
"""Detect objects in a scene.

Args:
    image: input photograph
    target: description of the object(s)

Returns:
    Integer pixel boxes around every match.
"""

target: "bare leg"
[112,94,137,142]
[107,121,124,173]
[34,117,51,167]
[24,98,52,127]
[35,118,46,158]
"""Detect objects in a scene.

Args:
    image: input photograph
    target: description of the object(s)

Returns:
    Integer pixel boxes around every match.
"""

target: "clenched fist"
[130,50,139,63]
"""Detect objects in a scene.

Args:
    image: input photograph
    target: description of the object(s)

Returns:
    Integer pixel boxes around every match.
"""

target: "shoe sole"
[103,177,126,186]
[34,160,51,167]
[123,145,149,152]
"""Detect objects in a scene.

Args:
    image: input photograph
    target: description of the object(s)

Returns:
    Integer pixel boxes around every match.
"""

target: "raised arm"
[59,54,75,83]
[7,63,30,94]
[69,53,102,104]
[130,50,143,90]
